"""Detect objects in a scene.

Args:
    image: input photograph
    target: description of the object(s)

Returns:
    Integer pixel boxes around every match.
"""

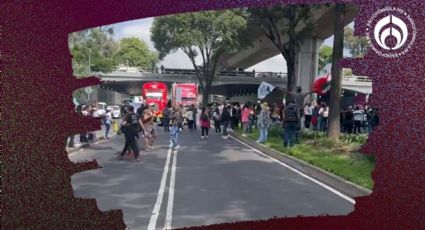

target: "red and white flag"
[312,74,331,95]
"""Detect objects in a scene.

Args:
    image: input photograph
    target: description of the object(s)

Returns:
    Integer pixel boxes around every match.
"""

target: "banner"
[257,81,276,99]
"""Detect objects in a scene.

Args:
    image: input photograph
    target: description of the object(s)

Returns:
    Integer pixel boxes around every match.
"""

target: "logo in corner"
[366,7,416,58]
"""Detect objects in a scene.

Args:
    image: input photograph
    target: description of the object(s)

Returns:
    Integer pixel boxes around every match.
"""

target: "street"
[69,128,354,229]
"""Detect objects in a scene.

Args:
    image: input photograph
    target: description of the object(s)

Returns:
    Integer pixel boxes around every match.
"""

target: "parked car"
[107,105,121,119]
[94,102,107,117]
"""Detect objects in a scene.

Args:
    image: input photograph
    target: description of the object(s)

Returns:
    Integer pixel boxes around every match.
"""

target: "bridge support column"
[295,37,323,102]
[97,87,129,105]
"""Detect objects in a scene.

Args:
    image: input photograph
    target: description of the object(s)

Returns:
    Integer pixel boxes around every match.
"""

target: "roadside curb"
[230,131,372,198]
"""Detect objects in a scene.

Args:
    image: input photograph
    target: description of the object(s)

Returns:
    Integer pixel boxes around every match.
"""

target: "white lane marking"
[148,148,173,230]
[164,149,177,230]
[229,136,356,204]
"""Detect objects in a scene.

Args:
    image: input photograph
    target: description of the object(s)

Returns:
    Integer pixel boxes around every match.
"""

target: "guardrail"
[107,68,371,82]
[343,76,372,82]
[161,68,288,78]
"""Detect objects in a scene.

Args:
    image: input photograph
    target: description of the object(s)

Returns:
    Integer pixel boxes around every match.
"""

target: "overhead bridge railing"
[343,76,372,82]
[108,68,371,82]
[161,68,287,78]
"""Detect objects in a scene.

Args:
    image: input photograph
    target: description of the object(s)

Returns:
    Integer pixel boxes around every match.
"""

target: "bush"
[340,133,368,144]
[300,130,327,140]
[268,126,282,138]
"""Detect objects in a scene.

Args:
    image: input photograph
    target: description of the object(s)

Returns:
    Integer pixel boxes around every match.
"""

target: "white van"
[94,102,107,117]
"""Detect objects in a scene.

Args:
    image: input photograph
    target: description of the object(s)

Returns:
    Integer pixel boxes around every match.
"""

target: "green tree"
[151,10,249,106]
[319,45,333,72]
[249,5,327,94]
[69,27,118,103]
[344,27,369,58]
[69,27,117,76]
[114,37,158,70]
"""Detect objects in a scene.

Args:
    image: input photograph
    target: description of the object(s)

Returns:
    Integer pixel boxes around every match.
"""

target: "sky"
[109,15,353,73]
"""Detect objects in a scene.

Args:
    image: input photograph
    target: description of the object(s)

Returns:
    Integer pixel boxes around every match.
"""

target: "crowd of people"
[73,104,114,144]
[103,86,380,162]
[191,86,380,148]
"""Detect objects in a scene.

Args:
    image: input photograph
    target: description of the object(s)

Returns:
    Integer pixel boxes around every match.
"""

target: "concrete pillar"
[97,87,128,105]
[295,37,323,102]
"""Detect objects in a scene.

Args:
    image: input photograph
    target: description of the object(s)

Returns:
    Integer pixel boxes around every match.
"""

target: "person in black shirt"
[162,104,172,132]
[221,105,231,139]
[231,105,237,130]
[119,105,142,162]
[137,104,146,117]
[343,106,354,134]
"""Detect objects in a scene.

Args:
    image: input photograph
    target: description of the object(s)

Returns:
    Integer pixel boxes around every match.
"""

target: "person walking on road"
[257,102,271,144]
[241,102,251,137]
[169,105,182,150]
[140,105,157,151]
[191,104,198,131]
[283,98,299,148]
[104,108,113,140]
[200,107,211,139]
[119,105,142,162]
[221,105,231,139]
[186,107,195,131]
[213,107,221,134]
[162,101,172,132]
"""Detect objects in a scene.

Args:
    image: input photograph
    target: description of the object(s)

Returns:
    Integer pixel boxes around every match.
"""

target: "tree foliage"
[344,27,369,58]
[249,4,323,93]
[114,37,158,70]
[69,27,118,76]
[319,45,333,72]
[69,28,158,102]
[151,9,249,106]
[69,27,118,102]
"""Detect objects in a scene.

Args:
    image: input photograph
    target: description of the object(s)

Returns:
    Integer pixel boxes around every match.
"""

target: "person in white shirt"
[353,106,364,134]
[185,109,194,131]
[104,109,113,139]
[318,102,329,132]
[303,103,313,129]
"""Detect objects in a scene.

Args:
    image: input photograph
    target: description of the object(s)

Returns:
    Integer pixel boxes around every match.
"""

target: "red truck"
[172,83,198,108]
[142,82,168,116]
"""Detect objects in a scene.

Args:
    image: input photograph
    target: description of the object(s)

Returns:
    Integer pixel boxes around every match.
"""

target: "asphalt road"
[69,126,354,229]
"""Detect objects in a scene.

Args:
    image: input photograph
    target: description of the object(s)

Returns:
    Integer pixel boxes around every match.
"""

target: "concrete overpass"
[94,69,371,105]
[221,3,359,95]
[99,70,287,96]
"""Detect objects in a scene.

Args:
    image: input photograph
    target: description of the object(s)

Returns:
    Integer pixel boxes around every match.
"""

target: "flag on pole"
[258,81,276,99]
[312,74,332,95]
